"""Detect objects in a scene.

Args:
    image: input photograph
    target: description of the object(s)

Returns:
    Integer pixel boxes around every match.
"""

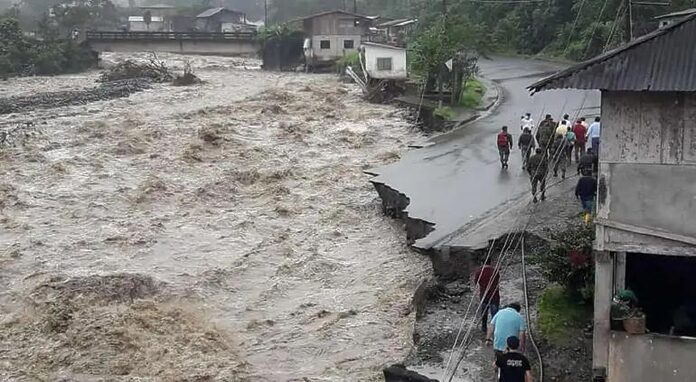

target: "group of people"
[473,260,532,382]
[495,113,602,213]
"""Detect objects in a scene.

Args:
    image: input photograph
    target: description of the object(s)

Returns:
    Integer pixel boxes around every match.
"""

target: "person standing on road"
[486,303,527,359]
[587,117,601,155]
[497,126,513,169]
[494,336,533,382]
[526,148,548,203]
[518,127,535,170]
[572,119,587,162]
[575,169,598,216]
[536,114,555,154]
[472,258,501,333]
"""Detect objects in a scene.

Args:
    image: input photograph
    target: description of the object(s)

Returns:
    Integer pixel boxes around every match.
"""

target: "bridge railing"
[86,31,257,41]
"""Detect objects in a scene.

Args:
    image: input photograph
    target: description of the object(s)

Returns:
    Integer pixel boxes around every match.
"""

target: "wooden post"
[614,252,627,293]
[593,251,612,376]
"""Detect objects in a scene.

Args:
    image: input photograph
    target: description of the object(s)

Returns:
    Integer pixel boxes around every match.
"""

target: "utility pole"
[625,0,633,42]
[264,0,268,26]
[354,0,358,14]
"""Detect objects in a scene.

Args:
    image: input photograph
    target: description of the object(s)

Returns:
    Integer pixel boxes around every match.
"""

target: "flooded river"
[0,53,430,381]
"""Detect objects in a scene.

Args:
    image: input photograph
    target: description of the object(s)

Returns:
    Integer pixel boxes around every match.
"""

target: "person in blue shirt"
[486,302,527,358]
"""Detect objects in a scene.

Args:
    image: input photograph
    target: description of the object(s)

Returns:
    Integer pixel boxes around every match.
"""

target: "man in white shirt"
[520,113,534,132]
[587,117,601,155]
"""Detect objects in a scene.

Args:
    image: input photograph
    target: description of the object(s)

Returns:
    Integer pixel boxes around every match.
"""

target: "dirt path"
[0,54,431,381]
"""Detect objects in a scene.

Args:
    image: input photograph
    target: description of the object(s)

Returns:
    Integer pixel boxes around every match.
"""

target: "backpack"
[497,132,509,148]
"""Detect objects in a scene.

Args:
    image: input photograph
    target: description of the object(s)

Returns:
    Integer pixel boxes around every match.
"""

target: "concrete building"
[128,16,165,32]
[299,10,372,69]
[376,18,417,46]
[196,7,252,33]
[361,42,407,80]
[530,13,696,382]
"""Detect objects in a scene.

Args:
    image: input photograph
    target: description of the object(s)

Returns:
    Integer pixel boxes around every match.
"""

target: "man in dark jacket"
[551,134,568,179]
[536,114,555,155]
[577,148,595,176]
[518,127,535,170]
[526,148,548,203]
[575,171,597,214]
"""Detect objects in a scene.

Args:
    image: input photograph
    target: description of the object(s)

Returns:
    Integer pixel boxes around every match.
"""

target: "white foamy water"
[0,53,431,381]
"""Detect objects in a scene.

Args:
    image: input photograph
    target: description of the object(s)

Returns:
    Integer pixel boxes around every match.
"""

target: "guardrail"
[86,31,257,41]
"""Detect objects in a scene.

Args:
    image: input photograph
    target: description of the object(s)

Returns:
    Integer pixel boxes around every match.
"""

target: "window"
[320,40,331,49]
[343,40,354,49]
[377,57,393,71]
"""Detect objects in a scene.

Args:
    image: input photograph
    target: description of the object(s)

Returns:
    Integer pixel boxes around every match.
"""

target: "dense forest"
[2,0,696,61]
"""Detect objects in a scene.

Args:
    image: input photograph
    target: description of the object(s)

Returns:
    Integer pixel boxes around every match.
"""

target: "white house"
[361,42,407,80]
[128,16,166,32]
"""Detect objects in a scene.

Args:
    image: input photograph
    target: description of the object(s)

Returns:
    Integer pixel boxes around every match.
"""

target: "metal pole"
[354,0,358,13]
[627,0,634,41]
[264,0,268,26]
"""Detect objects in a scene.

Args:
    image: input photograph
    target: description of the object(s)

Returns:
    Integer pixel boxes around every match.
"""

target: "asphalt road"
[370,56,600,250]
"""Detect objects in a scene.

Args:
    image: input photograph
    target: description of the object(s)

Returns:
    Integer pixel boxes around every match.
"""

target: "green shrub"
[434,106,456,120]
[538,285,592,345]
[459,78,485,108]
[531,223,595,301]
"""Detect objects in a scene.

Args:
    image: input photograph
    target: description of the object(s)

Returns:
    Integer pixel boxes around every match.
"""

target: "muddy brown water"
[0,53,431,381]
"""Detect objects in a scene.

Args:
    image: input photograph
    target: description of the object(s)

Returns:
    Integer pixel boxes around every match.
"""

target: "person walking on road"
[576,170,598,216]
[486,303,527,359]
[577,147,595,176]
[527,148,548,203]
[497,126,513,169]
[520,113,534,132]
[587,117,601,155]
[555,119,569,137]
[572,119,587,162]
[472,258,500,333]
[494,336,533,382]
[564,125,576,162]
[518,127,535,170]
[551,134,568,179]
[536,114,555,154]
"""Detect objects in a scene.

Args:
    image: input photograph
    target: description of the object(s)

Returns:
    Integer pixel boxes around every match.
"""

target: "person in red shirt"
[572,120,587,163]
[472,258,501,333]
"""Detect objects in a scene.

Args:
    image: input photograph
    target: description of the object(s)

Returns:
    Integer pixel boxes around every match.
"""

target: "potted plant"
[610,290,646,334]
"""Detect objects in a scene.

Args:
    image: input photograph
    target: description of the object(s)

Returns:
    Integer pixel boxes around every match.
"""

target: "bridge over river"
[86,31,259,56]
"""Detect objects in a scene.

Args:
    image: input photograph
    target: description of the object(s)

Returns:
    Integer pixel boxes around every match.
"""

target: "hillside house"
[530,13,696,382]
[128,15,166,32]
[361,42,407,80]
[299,10,372,69]
[196,8,252,33]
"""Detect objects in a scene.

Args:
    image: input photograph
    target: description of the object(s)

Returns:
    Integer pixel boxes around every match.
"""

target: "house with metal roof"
[531,13,696,382]
[196,7,252,33]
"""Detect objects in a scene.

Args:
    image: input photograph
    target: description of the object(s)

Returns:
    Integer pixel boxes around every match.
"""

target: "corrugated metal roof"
[654,8,696,20]
[529,13,696,93]
[296,10,371,21]
[197,7,243,18]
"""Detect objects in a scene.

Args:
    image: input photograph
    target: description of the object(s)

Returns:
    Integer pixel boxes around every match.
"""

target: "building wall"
[310,35,361,61]
[609,332,696,381]
[364,45,407,79]
[597,91,696,255]
[129,21,166,32]
[304,13,369,36]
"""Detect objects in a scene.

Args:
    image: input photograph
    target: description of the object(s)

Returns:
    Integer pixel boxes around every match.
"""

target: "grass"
[459,78,486,108]
[433,106,456,121]
[538,285,592,345]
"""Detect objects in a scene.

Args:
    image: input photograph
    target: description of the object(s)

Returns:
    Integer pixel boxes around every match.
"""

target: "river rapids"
[0,53,431,381]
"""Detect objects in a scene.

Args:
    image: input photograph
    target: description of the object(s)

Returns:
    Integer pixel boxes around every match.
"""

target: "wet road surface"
[370,56,600,249]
